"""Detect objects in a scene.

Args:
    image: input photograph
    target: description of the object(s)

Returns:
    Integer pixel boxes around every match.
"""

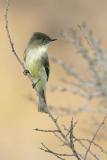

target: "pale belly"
[26,57,41,78]
[25,50,47,84]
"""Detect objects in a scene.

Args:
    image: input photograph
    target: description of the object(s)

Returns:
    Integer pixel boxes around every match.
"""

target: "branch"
[4,0,39,96]
[75,138,100,160]
[40,143,75,160]
[84,116,107,160]
[78,138,107,157]
[5,0,24,68]
[33,128,59,133]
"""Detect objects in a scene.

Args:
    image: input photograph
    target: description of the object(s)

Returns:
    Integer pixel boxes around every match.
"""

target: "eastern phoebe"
[23,32,57,113]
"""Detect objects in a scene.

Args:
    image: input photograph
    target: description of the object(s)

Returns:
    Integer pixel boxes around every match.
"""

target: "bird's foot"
[32,79,40,88]
[32,82,36,88]
[23,69,29,76]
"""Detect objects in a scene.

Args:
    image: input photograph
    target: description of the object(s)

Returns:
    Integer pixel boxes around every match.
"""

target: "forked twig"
[84,116,107,160]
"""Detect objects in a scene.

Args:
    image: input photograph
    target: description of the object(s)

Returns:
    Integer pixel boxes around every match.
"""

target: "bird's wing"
[42,56,50,81]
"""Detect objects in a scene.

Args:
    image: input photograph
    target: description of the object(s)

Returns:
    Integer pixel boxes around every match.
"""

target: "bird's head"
[29,32,57,47]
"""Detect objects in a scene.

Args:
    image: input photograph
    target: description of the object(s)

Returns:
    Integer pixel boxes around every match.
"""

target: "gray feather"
[38,90,48,113]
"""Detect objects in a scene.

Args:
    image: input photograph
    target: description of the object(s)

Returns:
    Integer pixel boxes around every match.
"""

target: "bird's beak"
[50,38,57,42]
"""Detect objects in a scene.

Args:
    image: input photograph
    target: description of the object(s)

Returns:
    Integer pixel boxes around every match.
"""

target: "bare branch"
[79,138,107,157]
[75,138,100,160]
[41,143,75,158]
[5,0,24,68]
[33,128,59,133]
[84,116,107,160]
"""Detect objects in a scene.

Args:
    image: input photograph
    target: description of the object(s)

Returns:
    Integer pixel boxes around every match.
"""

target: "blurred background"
[0,0,107,159]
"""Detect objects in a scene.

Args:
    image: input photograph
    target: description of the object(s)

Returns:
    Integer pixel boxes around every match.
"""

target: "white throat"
[38,45,48,54]
[26,45,48,66]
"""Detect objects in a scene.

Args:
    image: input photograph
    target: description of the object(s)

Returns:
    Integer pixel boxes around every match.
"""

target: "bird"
[23,32,57,113]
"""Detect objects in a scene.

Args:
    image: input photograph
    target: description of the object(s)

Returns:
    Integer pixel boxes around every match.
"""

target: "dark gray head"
[29,32,57,46]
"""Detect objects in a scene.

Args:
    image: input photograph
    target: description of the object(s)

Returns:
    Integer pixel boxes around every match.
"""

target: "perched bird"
[23,32,57,113]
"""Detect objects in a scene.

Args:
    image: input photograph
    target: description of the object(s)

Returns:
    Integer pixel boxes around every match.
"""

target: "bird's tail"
[38,89,48,113]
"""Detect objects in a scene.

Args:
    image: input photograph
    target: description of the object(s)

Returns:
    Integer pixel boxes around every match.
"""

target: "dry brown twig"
[33,128,59,133]
[4,0,107,160]
[40,143,75,160]
[35,114,107,160]
[84,116,107,160]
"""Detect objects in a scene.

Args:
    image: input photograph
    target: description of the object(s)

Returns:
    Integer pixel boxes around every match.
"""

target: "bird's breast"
[25,48,47,78]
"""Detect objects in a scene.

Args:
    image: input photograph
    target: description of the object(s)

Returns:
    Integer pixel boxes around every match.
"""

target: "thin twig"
[47,110,81,160]
[84,116,107,160]
[33,128,59,133]
[41,143,74,157]
[79,138,107,156]
[75,138,100,160]
[40,143,66,160]
[5,0,24,68]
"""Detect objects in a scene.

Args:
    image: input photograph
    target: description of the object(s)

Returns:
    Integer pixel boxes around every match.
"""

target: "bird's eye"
[43,38,48,44]
[42,39,46,44]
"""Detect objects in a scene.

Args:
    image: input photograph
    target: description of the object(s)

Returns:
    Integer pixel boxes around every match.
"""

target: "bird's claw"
[23,69,29,76]
[32,82,36,88]
[32,79,41,88]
